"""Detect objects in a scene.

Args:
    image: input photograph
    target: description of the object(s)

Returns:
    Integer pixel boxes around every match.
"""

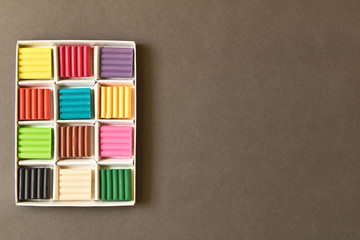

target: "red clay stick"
[19,88,25,120]
[38,89,44,119]
[25,89,31,119]
[59,46,65,77]
[71,46,77,77]
[77,46,83,77]
[65,46,71,78]
[83,46,90,77]
[44,89,51,120]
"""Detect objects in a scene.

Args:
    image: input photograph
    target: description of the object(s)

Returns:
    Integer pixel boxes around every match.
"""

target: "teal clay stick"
[60,113,91,119]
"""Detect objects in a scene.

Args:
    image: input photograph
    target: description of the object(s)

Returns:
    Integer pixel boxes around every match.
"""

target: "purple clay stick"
[101,48,133,54]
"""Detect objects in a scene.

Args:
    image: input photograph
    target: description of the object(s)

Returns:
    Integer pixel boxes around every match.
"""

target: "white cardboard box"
[15,40,137,207]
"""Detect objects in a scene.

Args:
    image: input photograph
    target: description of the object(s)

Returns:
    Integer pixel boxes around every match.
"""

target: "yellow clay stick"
[19,66,52,72]
[106,87,112,118]
[101,87,106,118]
[19,72,52,79]
[125,86,132,118]
[19,48,52,54]
[19,60,51,66]
[19,54,51,60]
[113,86,119,118]
[119,86,124,118]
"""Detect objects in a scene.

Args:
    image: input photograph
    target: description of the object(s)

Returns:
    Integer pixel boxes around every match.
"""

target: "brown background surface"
[0,0,360,239]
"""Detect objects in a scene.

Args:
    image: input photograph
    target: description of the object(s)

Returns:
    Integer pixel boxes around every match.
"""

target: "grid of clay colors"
[15,40,136,207]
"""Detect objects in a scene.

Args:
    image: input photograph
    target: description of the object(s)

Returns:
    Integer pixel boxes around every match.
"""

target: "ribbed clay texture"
[17,127,53,159]
[100,86,133,119]
[60,126,91,158]
[100,169,132,201]
[59,88,91,119]
[18,88,51,120]
[100,126,133,157]
[100,48,133,78]
[59,46,91,78]
[58,169,92,200]
[18,168,51,200]
[18,48,52,79]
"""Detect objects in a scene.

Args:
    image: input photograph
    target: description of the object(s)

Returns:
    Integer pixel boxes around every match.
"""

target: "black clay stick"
[43,168,50,199]
[37,168,43,199]
[18,168,25,201]
[24,168,30,200]
[30,168,37,199]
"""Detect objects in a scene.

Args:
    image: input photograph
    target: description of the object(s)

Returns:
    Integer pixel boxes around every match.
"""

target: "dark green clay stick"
[124,169,131,201]
[119,169,125,200]
[106,169,112,200]
[100,169,106,200]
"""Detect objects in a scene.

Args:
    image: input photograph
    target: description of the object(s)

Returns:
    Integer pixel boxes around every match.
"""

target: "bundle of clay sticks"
[18,168,51,200]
